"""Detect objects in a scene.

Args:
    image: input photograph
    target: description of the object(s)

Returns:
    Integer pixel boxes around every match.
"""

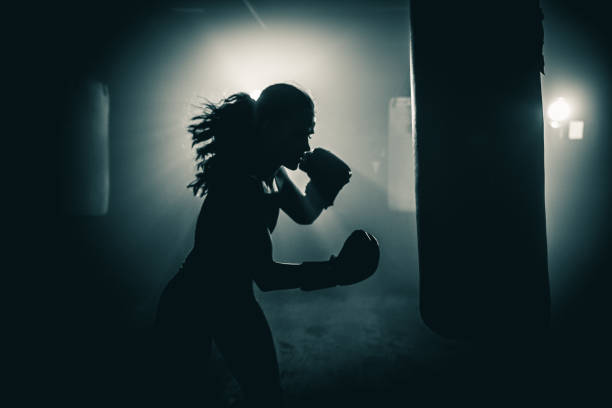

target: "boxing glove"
[300,230,380,291]
[299,147,351,208]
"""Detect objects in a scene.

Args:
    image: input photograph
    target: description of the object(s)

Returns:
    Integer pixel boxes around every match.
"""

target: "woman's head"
[255,84,315,171]
[187,83,315,196]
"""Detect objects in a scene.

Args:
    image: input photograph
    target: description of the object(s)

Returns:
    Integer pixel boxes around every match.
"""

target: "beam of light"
[547,97,570,121]
[242,0,268,30]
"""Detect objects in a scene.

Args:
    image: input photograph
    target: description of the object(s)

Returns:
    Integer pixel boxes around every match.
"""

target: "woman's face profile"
[266,111,315,170]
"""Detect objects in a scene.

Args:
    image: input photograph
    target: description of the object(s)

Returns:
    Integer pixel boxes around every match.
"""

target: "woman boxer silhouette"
[155,83,380,407]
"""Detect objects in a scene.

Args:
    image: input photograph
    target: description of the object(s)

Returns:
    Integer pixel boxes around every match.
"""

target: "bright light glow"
[250,89,261,100]
[550,120,560,129]
[568,120,584,140]
[547,97,570,121]
[387,97,415,212]
[188,20,394,189]
[197,22,346,109]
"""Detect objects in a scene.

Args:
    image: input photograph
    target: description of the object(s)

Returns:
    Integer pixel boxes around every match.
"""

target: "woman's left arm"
[274,167,326,225]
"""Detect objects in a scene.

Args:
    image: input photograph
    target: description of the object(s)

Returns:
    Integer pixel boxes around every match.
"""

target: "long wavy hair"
[187,93,256,196]
[187,84,314,197]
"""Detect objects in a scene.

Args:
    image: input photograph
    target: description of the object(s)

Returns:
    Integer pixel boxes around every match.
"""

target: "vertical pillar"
[60,79,110,216]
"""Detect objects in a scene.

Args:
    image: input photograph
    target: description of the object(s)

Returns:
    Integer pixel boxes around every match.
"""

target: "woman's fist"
[299,147,351,208]
[332,229,380,286]
[299,229,380,291]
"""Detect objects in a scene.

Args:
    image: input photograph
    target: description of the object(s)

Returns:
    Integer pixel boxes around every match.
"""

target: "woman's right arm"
[210,176,379,292]
[253,231,380,292]
[274,167,326,225]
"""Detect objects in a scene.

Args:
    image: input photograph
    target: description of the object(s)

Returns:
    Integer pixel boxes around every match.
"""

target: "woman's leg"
[212,301,283,408]
[154,281,213,407]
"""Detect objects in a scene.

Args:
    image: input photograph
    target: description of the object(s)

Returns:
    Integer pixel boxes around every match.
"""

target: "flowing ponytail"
[187,93,256,196]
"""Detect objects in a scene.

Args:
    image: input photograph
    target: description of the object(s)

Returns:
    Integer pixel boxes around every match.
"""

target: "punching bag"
[410,1,550,339]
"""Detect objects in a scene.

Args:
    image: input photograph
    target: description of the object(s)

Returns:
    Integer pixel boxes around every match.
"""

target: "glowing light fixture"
[547,97,570,122]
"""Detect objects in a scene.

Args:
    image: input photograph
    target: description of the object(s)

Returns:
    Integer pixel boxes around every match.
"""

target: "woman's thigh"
[212,302,282,407]
[154,283,213,406]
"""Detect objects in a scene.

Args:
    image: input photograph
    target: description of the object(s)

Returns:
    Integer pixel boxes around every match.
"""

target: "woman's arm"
[211,175,377,292]
[274,167,326,225]
[253,261,328,292]
[253,230,380,292]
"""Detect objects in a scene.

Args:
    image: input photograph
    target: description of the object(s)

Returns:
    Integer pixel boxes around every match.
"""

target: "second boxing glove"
[300,229,380,291]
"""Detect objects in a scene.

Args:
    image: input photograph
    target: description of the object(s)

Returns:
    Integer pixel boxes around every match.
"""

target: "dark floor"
[36,258,610,408]
[198,274,609,407]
